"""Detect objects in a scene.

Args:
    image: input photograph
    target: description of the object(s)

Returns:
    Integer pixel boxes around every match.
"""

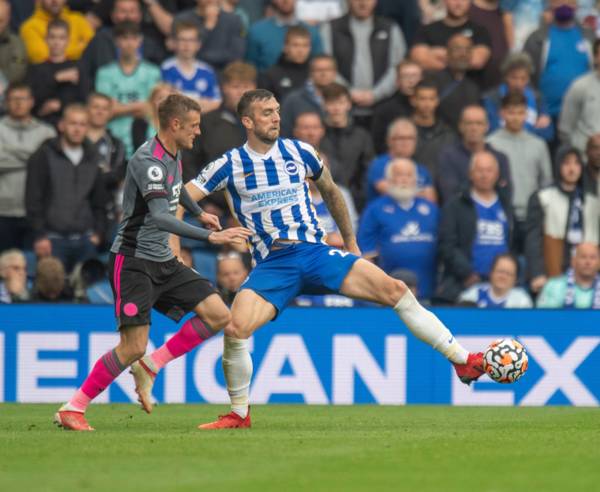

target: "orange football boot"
[198,408,251,430]
[453,352,485,385]
[54,410,94,431]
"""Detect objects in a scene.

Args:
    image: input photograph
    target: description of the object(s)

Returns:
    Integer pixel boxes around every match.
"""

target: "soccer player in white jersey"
[135,89,487,428]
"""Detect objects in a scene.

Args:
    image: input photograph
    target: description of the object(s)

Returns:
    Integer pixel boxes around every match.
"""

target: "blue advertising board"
[1,306,599,406]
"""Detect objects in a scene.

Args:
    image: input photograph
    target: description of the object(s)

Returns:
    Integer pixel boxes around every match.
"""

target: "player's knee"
[225,318,252,339]
[381,278,408,307]
[208,309,231,331]
[118,339,147,365]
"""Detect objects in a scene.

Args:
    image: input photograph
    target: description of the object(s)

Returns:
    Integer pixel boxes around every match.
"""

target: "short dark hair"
[285,25,311,43]
[173,19,200,38]
[321,82,350,102]
[500,91,527,108]
[47,18,69,35]
[5,82,32,98]
[87,91,112,105]
[158,93,201,129]
[414,79,438,95]
[113,20,141,38]
[237,89,275,118]
[501,52,534,76]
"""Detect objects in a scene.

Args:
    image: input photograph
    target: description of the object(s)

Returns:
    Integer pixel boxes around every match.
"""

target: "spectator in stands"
[537,242,600,308]
[25,104,107,273]
[559,39,600,154]
[280,54,337,137]
[246,0,322,71]
[161,20,221,113]
[371,60,422,154]
[293,111,358,232]
[437,151,514,303]
[185,61,256,180]
[487,92,552,252]
[500,0,544,52]
[321,0,406,127]
[429,33,481,131]
[172,0,245,70]
[411,0,491,77]
[0,1,27,87]
[524,0,594,121]
[458,253,533,308]
[216,251,248,306]
[219,0,251,29]
[469,0,511,89]
[525,148,599,293]
[0,249,29,303]
[30,256,73,302]
[86,92,127,245]
[258,25,311,103]
[376,0,421,46]
[321,82,374,209]
[0,83,56,252]
[483,52,554,143]
[81,0,166,81]
[436,104,511,204]
[27,19,90,128]
[96,21,161,157]
[20,0,94,64]
[584,133,600,196]
[411,80,456,179]
[366,118,436,204]
[359,157,439,300]
[131,82,174,150]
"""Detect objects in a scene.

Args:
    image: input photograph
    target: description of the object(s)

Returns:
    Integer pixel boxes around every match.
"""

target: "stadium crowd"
[1,0,600,309]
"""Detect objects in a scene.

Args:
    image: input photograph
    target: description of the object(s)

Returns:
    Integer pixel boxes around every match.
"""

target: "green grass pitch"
[1,404,599,492]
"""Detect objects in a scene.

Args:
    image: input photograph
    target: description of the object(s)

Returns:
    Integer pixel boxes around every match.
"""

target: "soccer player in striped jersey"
[173,89,487,429]
[54,94,251,431]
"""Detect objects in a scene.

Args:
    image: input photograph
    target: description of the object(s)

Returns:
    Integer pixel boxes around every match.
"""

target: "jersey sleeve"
[295,140,324,179]
[458,285,479,304]
[129,155,169,201]
[191,154,231,195]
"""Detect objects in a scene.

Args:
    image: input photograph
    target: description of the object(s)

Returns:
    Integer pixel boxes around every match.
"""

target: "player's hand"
[535,115,551,128]
[345,240,361,256]
[208,227,252,245]
[198,212,222,231]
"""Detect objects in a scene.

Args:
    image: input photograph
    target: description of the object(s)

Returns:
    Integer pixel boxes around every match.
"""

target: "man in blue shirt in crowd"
[359,157,439,300]
[438,150,514,303]
[524,0,593,119]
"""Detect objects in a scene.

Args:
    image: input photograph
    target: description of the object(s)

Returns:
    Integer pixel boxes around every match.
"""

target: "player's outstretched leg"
[340,259,484,385]
[130,294,231,413]
[55,325,149,431]
[198,289,276,430]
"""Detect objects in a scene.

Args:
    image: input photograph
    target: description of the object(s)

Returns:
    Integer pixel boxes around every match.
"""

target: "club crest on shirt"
[147,165,164,182]
[284,161,300,176]
[417,203,430,215]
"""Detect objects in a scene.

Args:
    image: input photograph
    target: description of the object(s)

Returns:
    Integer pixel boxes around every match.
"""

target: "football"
[483,338,528,383]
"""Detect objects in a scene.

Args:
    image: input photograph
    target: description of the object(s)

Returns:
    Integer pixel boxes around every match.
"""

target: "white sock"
[222,336,253,419]
[394,290,469,364]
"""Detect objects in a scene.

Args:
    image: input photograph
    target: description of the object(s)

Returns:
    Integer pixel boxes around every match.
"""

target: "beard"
[255,126,279,145]
[388,185,417,203]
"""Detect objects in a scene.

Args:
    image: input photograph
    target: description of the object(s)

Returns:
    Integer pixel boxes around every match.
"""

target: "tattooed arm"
[314,166,361,255]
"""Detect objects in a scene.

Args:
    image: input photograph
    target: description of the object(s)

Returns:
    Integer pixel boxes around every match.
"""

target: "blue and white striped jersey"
[191,138,326,262]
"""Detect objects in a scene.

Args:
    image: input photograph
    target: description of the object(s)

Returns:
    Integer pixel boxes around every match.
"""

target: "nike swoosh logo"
[244,172,254,178]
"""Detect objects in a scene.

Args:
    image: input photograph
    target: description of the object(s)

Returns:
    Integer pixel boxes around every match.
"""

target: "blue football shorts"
[241,241,360,317]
